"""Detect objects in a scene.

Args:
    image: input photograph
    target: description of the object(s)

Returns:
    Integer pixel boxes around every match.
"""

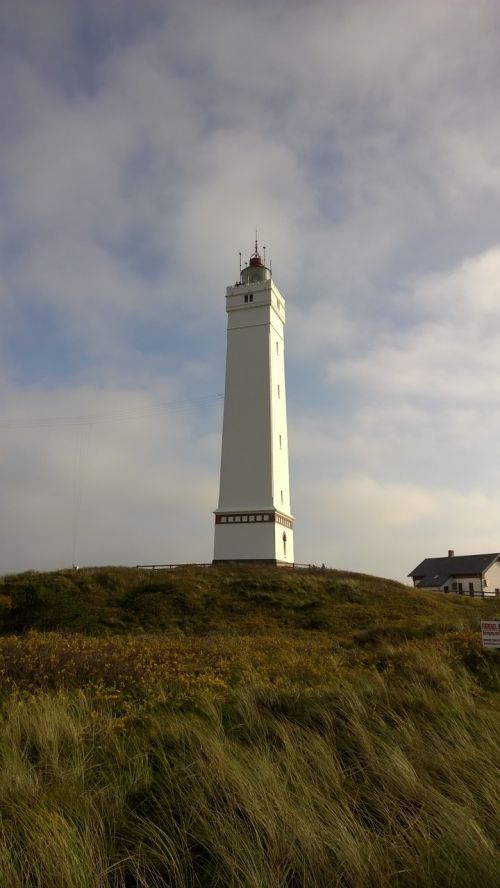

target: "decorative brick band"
[215,510,293,530]
[275,513,293,529]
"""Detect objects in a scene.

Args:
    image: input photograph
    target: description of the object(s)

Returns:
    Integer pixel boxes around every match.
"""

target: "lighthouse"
[213,240,294,564]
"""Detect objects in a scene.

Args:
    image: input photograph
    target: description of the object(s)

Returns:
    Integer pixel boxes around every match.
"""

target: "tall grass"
[1,565,499,885]
[0,642,499,887]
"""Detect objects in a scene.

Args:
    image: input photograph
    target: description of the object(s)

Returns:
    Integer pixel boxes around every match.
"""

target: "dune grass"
[0,651,499,887]
[0,565,499,886]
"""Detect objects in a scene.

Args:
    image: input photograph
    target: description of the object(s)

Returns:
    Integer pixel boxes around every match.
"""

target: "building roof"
[409,553,500,587]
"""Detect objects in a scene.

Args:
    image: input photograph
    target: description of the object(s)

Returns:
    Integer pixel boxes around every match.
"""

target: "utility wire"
[0,394,224,430]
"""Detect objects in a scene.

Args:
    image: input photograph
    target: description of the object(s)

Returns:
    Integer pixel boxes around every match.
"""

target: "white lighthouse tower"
[213,239,294,564]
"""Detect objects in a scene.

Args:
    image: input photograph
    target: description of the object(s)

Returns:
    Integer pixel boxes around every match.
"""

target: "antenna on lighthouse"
[238,251,242,278]
[254,227,258,256]
[263,245,266,265]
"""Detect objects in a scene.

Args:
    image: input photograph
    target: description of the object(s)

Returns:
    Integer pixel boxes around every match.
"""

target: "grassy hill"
[1,562,498,635]
[0,565,499,887]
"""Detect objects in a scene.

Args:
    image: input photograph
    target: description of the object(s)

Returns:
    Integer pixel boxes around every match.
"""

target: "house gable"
[409,553,500,590]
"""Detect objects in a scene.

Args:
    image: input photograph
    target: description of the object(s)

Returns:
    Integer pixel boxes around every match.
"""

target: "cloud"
[294,470,500,581]
[420,248,500,320]
[331,246,500,404]
[2,0,500,577]
[0,382,220,573]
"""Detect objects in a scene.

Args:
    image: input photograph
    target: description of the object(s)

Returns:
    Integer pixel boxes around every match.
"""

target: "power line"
[0,394,224,430]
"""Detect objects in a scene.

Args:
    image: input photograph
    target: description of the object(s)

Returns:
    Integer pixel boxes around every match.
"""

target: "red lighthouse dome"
[240,237,271,284]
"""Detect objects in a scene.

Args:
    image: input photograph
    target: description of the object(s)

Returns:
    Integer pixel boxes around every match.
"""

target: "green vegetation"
[2,563,498,636]
[0,565,499,886]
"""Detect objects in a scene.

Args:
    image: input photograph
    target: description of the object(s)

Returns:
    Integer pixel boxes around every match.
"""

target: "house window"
[221,517,227,523]
[458,583,463,593]
[469,583,474,593]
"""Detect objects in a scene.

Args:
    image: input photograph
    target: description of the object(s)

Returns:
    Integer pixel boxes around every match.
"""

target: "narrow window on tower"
[279,434,282,449]
[283,532,287,558]
[281,490,284,504]
[277,384,280,398]
[276,341,279,355]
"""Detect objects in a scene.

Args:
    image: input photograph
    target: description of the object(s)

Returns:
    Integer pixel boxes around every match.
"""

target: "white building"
[213,241,294,564]
[409,550,500,597]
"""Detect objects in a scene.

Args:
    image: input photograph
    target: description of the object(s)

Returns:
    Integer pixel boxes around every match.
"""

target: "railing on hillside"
[136,563,212,570]
[135,562,324,571]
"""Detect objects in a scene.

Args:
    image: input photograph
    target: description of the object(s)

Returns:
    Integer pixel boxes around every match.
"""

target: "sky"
[2,0,500,582]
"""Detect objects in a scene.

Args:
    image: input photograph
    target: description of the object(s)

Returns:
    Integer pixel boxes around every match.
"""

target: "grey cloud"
[3,0,500,576]
[0,383,219,573]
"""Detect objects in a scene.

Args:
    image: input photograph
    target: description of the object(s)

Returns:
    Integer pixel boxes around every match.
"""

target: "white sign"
[480,621,500,648]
